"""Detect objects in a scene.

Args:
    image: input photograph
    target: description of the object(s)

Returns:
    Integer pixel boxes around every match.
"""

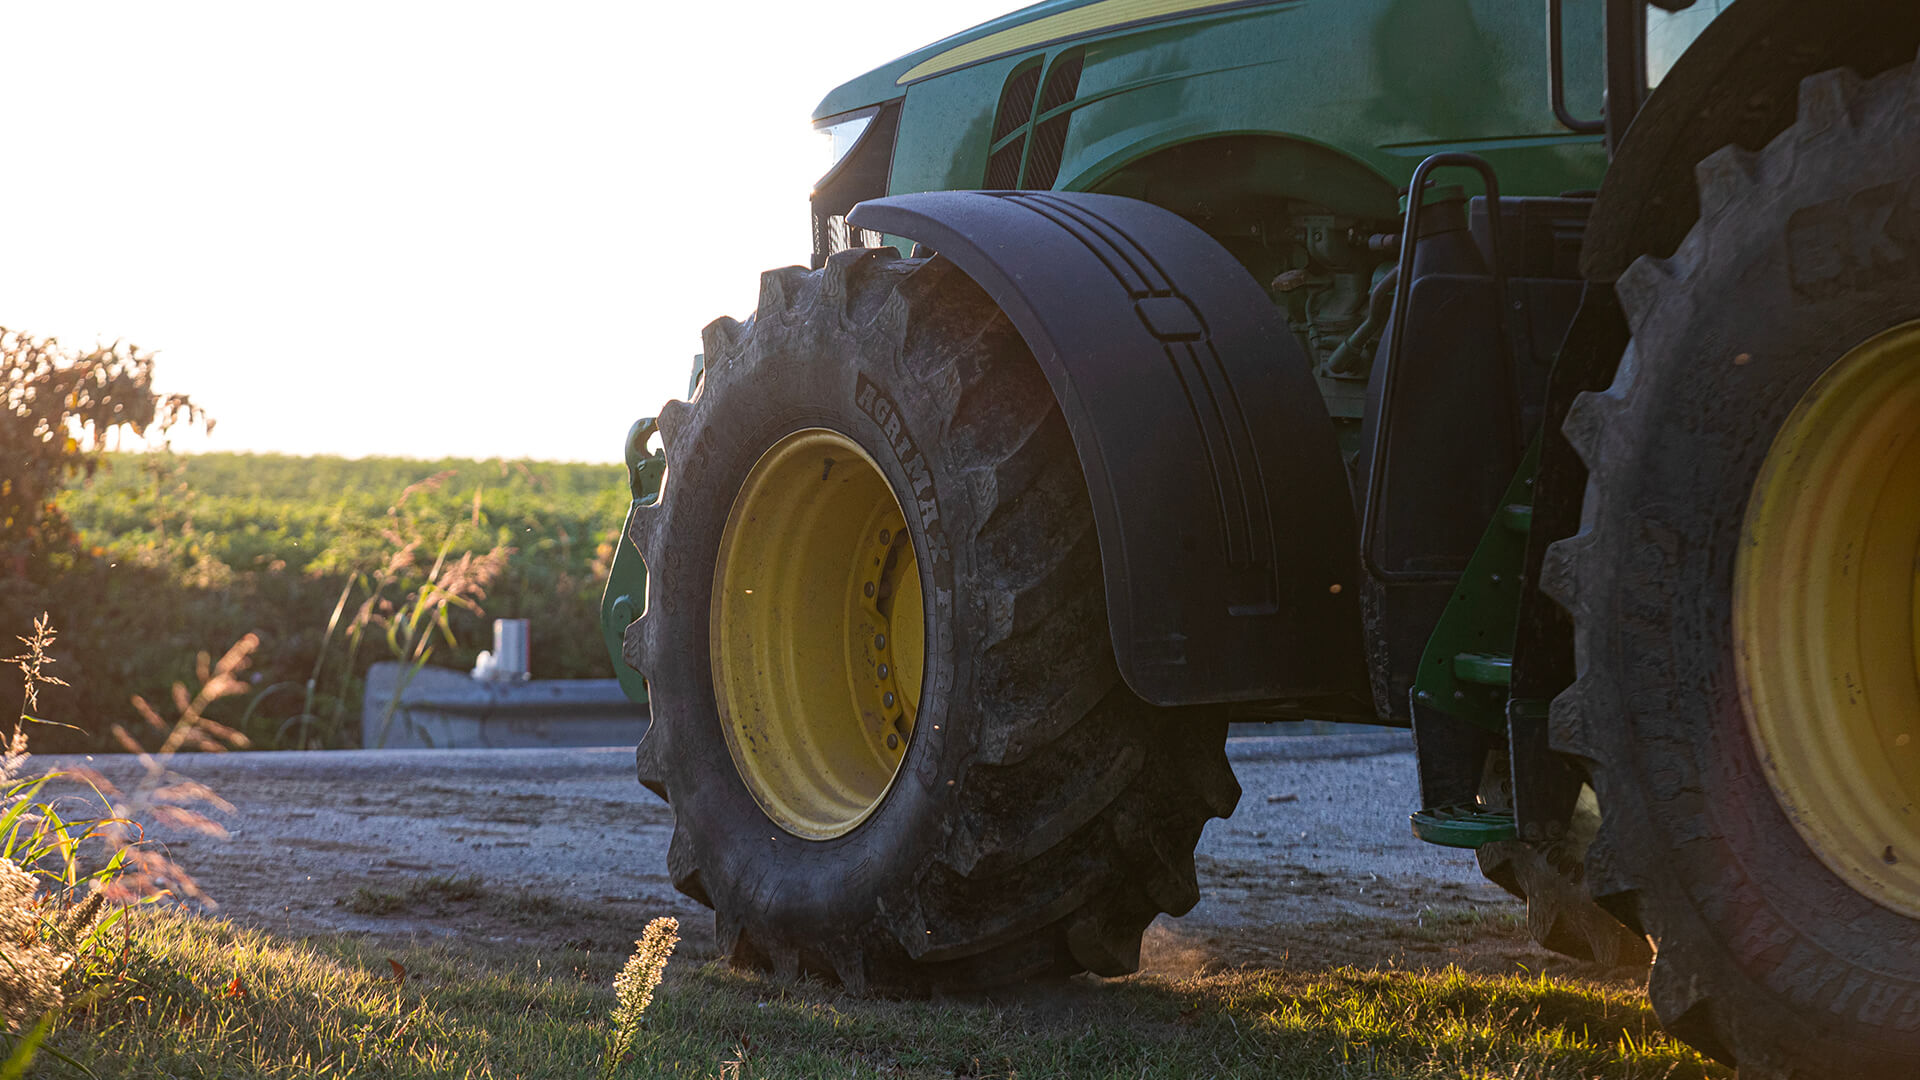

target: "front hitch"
[600,416,664,705]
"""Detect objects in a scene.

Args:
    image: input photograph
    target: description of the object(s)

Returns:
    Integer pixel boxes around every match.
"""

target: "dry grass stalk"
[80,635,256,904]
[5,615,68,723]
[601,915,679,1079]
[365,527,514,747]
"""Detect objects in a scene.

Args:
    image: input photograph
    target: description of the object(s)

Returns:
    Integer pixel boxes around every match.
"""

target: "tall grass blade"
[0,1013,51,1080]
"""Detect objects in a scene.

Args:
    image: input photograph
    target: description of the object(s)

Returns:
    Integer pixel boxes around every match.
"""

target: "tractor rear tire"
[623,248,1240,993]
[1545,59,1920,1074]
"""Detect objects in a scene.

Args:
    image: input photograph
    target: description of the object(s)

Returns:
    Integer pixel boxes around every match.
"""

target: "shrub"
[0,330,204,579]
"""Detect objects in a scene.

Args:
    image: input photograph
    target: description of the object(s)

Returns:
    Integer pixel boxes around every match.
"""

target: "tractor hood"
[812,0,1259,121]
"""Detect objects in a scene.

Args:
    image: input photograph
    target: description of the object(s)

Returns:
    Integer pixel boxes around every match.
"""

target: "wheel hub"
[1737,320,1920,916]
[710,428,925,840]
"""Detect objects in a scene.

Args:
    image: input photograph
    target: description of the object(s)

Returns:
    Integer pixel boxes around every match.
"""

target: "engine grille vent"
[984,60,1043,189]
[1022,49,1086,191]
[981,50,1087,191]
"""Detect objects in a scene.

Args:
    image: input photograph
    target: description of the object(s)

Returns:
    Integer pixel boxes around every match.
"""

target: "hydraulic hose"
[1324,265,1399,378]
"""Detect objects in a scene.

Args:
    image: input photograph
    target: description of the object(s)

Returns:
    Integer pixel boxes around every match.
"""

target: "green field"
[6,451,631,751]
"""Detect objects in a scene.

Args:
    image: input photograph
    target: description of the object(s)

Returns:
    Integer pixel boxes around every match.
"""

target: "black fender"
[849,190,1367,707]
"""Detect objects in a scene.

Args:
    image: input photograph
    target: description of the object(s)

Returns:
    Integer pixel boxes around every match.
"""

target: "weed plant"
[602,916,679,1079]
[0,613,241,1072]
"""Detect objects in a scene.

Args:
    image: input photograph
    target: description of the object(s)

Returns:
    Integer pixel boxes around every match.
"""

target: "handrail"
[1360,153,1517,584]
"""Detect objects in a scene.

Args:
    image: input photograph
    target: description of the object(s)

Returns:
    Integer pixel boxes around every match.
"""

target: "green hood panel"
[813,0,1279,120]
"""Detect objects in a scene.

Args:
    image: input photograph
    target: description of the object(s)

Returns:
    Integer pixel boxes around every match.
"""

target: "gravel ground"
[47,733,1529,973]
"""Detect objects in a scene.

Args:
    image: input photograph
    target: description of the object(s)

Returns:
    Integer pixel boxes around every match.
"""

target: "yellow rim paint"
[1737,320,1920,916]
[897,0,1249,84]
[710,429,925,840]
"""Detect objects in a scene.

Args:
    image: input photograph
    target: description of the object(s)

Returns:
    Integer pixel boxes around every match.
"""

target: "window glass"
[820,115,873,172]
[1647,0,1735,87]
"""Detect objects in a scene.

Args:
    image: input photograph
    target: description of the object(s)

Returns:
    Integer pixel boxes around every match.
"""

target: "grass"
[1384,904,1526,946]
[33,907,1729,1080]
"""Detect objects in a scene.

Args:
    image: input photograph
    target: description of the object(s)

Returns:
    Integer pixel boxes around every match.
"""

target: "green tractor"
[600,0,1920,1072]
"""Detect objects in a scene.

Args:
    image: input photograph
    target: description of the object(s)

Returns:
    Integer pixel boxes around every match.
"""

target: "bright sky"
[0,2,1021,463]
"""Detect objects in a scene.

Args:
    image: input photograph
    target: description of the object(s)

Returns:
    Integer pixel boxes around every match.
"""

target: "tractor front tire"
[623,248,1239,993]
[1547,58,1920,1074]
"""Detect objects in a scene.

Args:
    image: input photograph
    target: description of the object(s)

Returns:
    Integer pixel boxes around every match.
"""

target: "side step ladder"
[1409,496,1535,850]
[1410,804,1515,847]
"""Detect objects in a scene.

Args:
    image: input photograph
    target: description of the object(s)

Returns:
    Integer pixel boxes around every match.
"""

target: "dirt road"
[52,734,1560,976]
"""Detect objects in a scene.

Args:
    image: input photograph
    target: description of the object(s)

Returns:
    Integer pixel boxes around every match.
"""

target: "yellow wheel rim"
[1737,320,1920,916]
[710,428,925,840]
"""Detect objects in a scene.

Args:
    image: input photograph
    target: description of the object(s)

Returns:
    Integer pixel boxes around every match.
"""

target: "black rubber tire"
[1543,60,1920,1076]
[623,248,1240,993]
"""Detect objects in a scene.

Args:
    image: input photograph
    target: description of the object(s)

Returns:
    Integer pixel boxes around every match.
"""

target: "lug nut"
[886,732,899,750]
[879,529,891,544]
[884,692,896,708]
[875,634,886,649]
[864,582,875,598]
[877,663,889,679]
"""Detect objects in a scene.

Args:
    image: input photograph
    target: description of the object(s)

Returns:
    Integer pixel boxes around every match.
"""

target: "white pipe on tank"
[492,618,531,681]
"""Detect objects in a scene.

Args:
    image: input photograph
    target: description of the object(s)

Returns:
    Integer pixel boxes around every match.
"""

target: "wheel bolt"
[864,582,875,598]
[875,634,886,649]
[884,692,896,708]
[886,732,899,750]
[879,529,891,545]
[877,663,889,679]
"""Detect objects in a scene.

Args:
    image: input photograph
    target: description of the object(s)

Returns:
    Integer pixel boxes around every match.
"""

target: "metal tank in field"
[600,1,1920,1074]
